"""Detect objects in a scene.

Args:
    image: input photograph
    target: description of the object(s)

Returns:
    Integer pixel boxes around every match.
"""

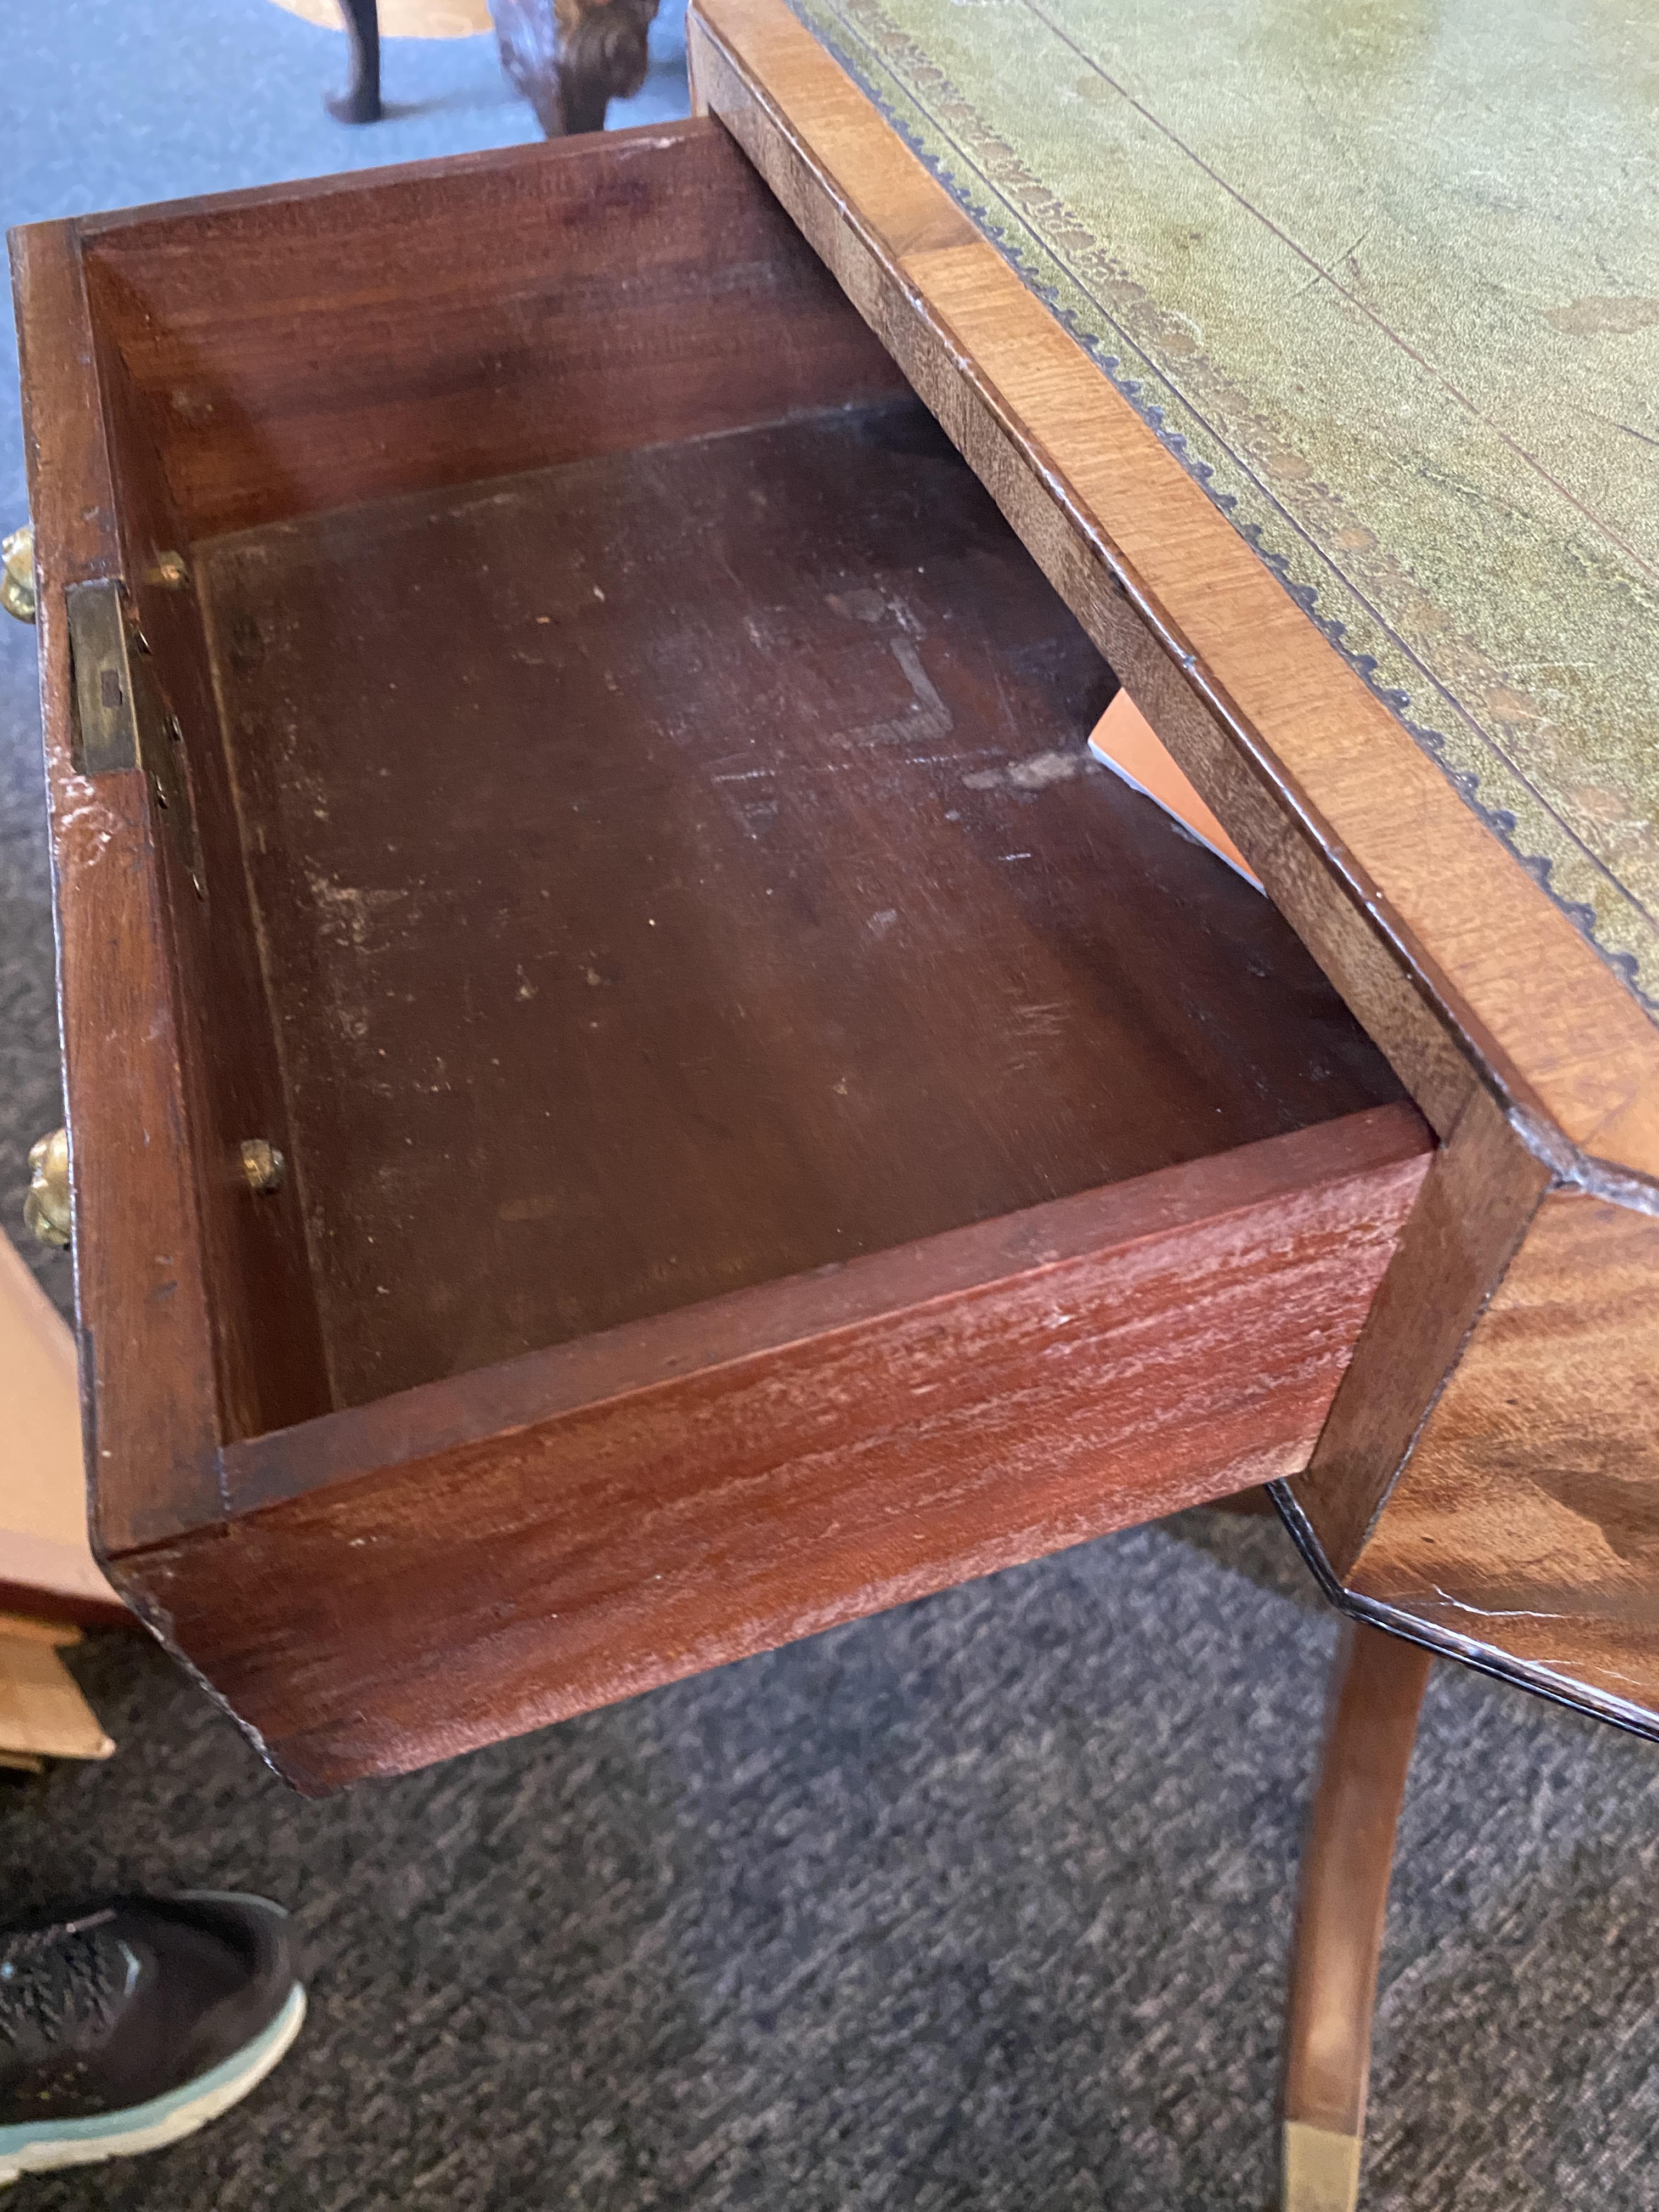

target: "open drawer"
[13,119,1429,1792]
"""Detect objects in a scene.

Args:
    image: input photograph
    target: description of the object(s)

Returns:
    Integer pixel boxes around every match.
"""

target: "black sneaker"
[0,1891,304,2186]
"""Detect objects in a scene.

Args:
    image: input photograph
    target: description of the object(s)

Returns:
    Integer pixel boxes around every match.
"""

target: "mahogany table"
[11,3,1656,2203]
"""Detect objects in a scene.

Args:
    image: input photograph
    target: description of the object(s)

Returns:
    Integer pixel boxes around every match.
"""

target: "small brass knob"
[240,1138,286,1195]
[2,525,36,624]
[25,1127,70,1247]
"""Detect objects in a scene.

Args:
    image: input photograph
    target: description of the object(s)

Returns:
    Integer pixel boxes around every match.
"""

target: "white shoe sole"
[0,1979,306,2185]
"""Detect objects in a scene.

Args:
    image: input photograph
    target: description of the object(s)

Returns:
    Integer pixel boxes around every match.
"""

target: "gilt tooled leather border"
[783,0,1659,1020]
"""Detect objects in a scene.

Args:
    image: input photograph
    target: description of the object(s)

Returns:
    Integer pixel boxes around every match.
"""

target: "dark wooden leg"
[493,0,658,136]
[1282,1621,1431,2212]
[326,0,384,125]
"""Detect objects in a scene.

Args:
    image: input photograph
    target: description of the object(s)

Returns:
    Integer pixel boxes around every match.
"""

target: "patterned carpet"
[3,5,1657,2207]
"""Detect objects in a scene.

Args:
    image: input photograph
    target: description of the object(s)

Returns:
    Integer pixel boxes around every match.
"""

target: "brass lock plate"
[65,578,206,899]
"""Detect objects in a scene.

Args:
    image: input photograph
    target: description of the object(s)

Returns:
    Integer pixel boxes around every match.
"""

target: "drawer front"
[158,1109,1423,1793]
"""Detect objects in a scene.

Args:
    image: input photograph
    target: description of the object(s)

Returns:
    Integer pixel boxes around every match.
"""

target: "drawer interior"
[60,117,1407,1432]
[199,397,1397,1410]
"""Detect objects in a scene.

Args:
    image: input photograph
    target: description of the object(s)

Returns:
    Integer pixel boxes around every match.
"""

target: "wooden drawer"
[13,119,1429,1792]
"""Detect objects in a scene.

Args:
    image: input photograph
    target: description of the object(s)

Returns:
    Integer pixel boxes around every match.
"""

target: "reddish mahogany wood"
[75,122,908,539]
[123,1105,1430,1793]
[90,314,331,1449]
[12,120,905,1553]
[16,116,1430,1790]
[10,222,225,1549]
[199,399,1403,1414]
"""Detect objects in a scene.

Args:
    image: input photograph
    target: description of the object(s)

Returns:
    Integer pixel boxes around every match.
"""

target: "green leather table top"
[787,0,1659,1015]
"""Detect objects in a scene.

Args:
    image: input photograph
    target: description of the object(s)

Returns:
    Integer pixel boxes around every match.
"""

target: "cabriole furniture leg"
[493,0,659,135]
[325,0,384,122]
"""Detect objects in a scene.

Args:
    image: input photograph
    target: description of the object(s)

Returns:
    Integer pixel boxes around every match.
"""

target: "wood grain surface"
[89,304,331,1452]
[21,60,1658,1756]
[1282,1086,1547,1580]
[10,221,224,1553]
[200,396,1402,1412]
[16,119,910,1546]
[19,118,904,1560]
[75,122,906,540]
[129,1106,1430,1791]
[1343,1192,1659,1730]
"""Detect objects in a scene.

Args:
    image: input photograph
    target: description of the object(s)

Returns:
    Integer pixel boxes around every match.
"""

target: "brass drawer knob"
[25,1127,70,1247]
[240,1138,287,1195]
[24,1128,284,1247]
[2,524,36,623]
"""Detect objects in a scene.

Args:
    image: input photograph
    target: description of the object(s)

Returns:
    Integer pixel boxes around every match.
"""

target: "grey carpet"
[3,6,1657,2208]
[8,1518,1659,2209]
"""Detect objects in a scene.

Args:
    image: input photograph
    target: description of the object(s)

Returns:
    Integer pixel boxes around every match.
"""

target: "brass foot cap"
[1282,2121,1361,2212]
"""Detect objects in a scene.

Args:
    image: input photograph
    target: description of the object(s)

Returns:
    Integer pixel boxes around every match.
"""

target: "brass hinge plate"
[65,577,206,898]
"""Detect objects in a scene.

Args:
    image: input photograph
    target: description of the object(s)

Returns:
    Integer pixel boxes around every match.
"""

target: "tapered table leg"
[1282,1621,1431,2212]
